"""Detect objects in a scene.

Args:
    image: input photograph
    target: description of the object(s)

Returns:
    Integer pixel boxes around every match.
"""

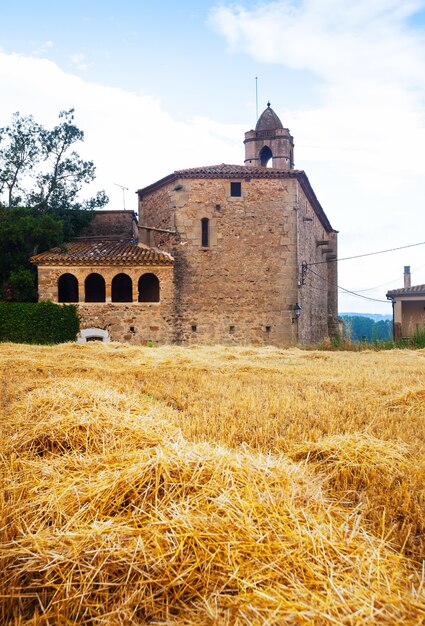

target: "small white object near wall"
[77,328,110,343]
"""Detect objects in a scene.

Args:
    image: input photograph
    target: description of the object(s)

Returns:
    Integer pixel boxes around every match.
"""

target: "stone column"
[105,280,112,303]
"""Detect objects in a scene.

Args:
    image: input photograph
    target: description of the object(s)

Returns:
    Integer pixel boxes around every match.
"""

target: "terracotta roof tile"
[387,284,425,297]
[31,240,174,267]
[174,163,302,179]
[137,164,300,195]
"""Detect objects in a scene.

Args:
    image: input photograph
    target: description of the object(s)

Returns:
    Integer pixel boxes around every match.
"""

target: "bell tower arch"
[244,102,294,170]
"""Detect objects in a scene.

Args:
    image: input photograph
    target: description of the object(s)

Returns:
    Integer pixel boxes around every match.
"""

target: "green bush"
[0,301,80,344]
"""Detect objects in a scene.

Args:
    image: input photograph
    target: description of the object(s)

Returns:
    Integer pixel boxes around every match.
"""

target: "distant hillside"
[340,312,392,322]
[339,313,392,341]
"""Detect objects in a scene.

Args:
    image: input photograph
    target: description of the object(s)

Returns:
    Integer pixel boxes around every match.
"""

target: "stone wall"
[37,264,175,344]
[141,176,303,345]
[80,210,137,239]
[139,186,176,233]
[296,183,338,344]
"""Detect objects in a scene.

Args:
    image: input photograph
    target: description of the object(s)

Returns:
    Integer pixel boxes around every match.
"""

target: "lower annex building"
[32,104,338,345]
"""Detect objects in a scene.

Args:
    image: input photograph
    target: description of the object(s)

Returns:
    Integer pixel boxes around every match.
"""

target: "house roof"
[31,240,174,267]
[386,284,425,298]
[137,164,336,233]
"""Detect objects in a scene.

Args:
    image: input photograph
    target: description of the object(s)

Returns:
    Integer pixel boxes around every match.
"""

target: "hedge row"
[0,301,80,344]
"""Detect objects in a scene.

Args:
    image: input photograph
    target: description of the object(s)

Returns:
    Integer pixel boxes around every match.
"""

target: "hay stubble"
[1,343,425,624]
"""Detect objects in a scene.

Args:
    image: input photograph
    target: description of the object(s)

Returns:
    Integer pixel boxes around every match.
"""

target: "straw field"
[1,342,425,624]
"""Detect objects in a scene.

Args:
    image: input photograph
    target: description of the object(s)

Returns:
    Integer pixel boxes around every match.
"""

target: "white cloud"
[0,51,242,215]
[69,52,88,71]
[31,40,54,56]
[210,0,425,311]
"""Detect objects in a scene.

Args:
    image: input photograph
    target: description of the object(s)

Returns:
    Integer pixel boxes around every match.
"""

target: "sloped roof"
[31,240,174,267]
[387,284,425,298]
[255,105,284,131]
[175,163,296,178]
[137,164,336,233]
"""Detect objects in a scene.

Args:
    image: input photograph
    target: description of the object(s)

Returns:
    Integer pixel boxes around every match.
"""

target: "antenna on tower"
[114,183,129,211]
[255,76,259,122]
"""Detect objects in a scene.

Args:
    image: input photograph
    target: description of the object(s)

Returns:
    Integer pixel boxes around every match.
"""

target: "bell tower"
[244,103,294,170]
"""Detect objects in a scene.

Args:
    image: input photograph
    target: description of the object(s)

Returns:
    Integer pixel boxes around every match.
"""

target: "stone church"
[32,104,338,345]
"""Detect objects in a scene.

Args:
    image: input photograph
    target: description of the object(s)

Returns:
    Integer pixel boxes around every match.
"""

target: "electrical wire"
[307,240,425,266]
[306,265,390,303]
[350,262,425,293]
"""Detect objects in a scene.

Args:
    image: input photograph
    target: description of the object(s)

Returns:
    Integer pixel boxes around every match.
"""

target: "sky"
[1,0,425,314]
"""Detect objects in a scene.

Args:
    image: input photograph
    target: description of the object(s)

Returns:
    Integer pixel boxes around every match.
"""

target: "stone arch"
[259,145,273,167]
[58,273,79,303]
[138,273,160,302]
[85,273,106,302]
[111,273,132,302]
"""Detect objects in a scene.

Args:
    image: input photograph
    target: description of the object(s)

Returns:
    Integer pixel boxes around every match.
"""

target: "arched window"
[259,145,273,167]
[58,273,79,303]
[201,217,209,247]
[85,273,106,302]
[111,273,132,302]
[138,273,160,302]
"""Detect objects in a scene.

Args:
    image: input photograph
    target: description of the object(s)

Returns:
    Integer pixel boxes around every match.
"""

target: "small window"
[230,182,242,197]
[191,324,197,332]
[265,325,271,333]
[229,325,235,333]
[201,218,209,247]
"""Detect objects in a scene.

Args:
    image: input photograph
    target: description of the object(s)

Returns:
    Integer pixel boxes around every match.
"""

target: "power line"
[306,265,390,303]
[315,258,425,295]
[307,240,425,266]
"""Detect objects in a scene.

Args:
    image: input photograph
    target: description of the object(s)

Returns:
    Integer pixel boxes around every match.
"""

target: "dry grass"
[1,342,425,624]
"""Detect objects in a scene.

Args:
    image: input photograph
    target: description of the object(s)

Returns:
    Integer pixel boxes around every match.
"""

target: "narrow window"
[58,273,79,303]
[229,325,235,333]
[201,218,209,247]
[191,324,197,332]
[85,273,106,302]
[138,273,160,302]
[230,182,242,197]
[265,325,272,333]
[111,273,132,302]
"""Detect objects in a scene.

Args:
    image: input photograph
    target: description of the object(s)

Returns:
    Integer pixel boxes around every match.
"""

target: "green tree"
[0,113,41,207]
[342,315,392,342]
[0,206,64,301]
[0,108,107,214]
[0,108,108,301]
[373,319,392,341]
[27,109,108,214]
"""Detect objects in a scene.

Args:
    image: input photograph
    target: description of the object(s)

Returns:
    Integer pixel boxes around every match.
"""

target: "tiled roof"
[31,240,174,266]
[138,164,300,194]
[137,164,335,233]
[387,284,425,297]
[176,163,298,179]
